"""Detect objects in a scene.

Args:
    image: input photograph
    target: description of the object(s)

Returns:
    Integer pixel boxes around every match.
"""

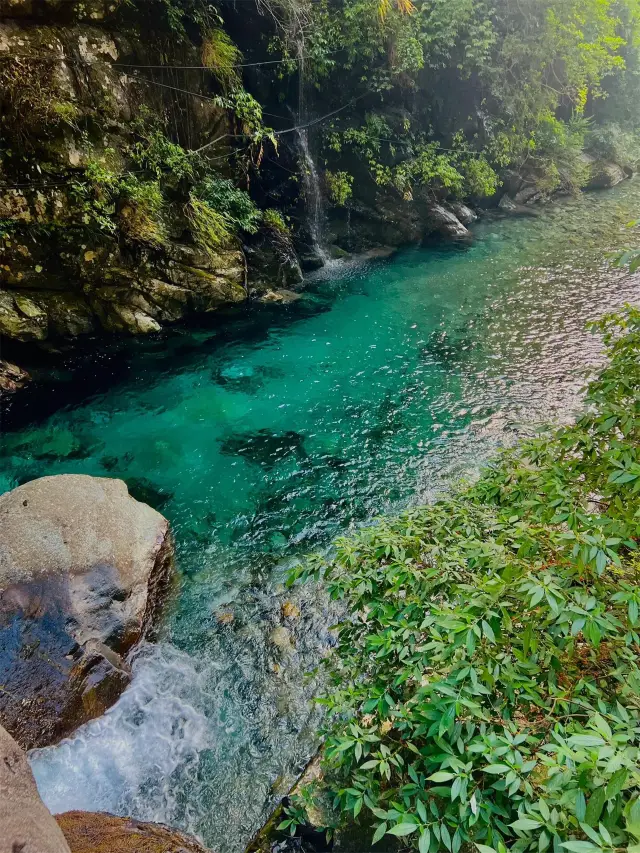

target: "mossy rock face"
[56,812,209,853]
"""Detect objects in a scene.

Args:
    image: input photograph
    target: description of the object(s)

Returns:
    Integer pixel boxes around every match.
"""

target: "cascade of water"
[295,32,329,263]
[297,127,329,261]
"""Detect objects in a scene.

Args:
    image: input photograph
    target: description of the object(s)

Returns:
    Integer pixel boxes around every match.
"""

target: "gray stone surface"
[0,475,173,749]
[0,723,71,853]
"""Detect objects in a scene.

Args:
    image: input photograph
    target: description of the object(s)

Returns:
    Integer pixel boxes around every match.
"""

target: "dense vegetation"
[105,0,640,215]
[286,307,640,852]
[300,0,640,201]
[4,0,640,270]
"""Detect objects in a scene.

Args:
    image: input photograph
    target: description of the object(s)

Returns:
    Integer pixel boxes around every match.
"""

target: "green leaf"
[387,823,419,837]
[372,822,387,845]
[475,846,498,853]
[483,764,511,774]
[428,771,456,782]
[419,828,431,853]
[482,620,496,643]
[575,790,586,822]
[585,788,606,827]
[561,843,600,852]
[605,767,627,800]
[567,735,605,748]
[510,818,542,831]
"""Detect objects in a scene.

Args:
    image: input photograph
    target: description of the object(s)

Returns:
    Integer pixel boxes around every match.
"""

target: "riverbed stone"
[0,723,72,853]
[0,358,30,394]
[56,812,209,853]
[0,474,174,749]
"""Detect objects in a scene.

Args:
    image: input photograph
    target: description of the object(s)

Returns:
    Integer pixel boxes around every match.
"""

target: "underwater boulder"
[0,474,174,749]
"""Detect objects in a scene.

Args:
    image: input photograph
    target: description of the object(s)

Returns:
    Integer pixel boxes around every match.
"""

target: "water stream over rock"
[297,128,330,263]
[2,183,640,851]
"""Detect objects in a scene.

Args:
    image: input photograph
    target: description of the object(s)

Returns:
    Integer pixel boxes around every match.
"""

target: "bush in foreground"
[288,308,640,853]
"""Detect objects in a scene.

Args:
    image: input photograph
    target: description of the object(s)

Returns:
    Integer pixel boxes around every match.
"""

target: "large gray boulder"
[428,204,470,238]
[0,723,71,853]
[0,475,173,749]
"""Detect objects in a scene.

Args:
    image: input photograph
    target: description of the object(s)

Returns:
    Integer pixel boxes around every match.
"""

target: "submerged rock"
[0,359,30,394]
[0,723,71,853]
[56,812,209,853]
[0,474,174,749]
[259,289,302,305]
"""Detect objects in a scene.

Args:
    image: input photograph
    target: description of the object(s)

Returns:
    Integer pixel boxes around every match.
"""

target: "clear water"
[3,183,640,851]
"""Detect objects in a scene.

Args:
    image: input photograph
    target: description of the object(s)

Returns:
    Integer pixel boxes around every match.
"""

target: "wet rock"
[0,723,71,853]
[0,289,48,341]
[246,227,304,289]
[583,156,627,189]
[447,202,477,225]
[56,812,209,853]
[498,193,518,211]
[259,289,302,305]
[270,626,295,651]
[514,186,544,205]
[0,359,30,394]
[298,250,326,271]
[427,204,469,238]
[0,474,174,749]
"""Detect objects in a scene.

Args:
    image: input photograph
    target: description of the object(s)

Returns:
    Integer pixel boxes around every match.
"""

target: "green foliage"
[462,157,501,199]
[187,195,235,258]
[588,124,640,171]
[194,177,261,234]
[263,207,290,233]
[325,170,354,206]
[307,0,640,200]
[201,28,243,93]
[531,114,592,195]
[118,177,165,246]
[290,307,640,852]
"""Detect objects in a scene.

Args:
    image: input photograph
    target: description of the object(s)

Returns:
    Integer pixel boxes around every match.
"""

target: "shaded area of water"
[2,184,640,851]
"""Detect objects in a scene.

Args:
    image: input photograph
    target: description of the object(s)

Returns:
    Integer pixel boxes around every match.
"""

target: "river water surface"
[3,183,640,850]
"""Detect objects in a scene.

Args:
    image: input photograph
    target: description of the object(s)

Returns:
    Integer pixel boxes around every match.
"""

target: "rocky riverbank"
[1,0,637,392]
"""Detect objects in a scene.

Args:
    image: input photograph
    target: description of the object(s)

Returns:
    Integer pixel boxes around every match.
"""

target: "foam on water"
[3,182,640,851]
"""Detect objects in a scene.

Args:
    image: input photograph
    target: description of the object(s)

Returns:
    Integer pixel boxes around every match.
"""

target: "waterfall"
[295,32,329,263]
[297,127,329,261]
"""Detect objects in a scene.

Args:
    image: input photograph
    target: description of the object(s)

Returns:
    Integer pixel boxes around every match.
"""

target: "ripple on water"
[2,181,640,851]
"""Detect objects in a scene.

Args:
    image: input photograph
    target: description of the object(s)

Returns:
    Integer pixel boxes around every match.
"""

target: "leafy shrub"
[326,170,354,206]
[289,307,640,853]
[462,156,500,199]
[263,208,290,233]
[201,28,243,92]
[588,124,640,172]
[532,115,591,195]
[194,177,262,234]
[187,195,234,259]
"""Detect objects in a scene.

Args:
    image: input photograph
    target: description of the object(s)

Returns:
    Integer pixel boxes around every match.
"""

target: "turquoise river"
[3,182,640,851]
